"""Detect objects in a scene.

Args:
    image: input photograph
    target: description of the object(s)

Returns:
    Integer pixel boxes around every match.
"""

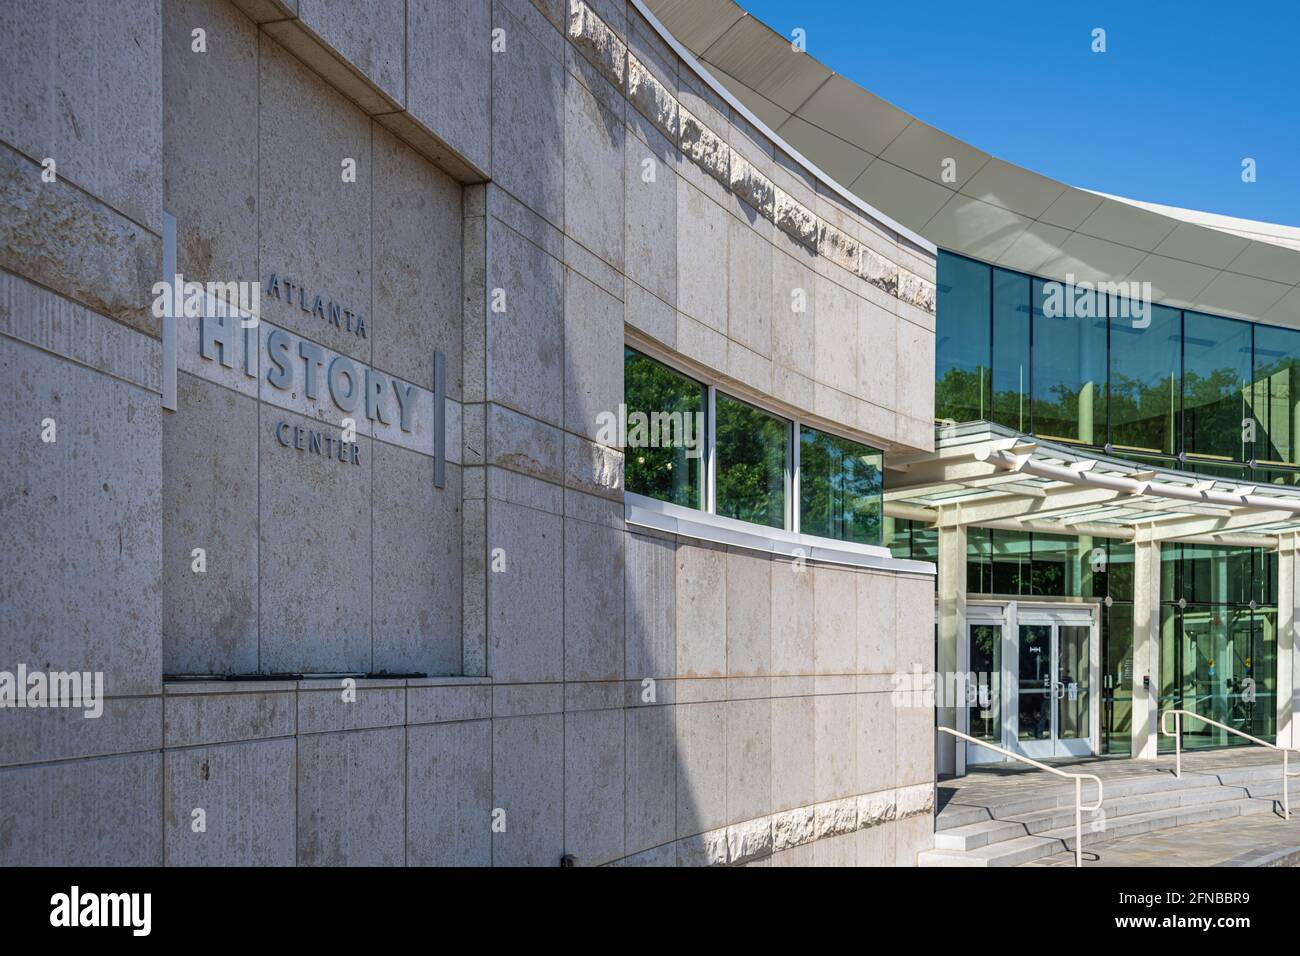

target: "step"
[1044,797,1278,852]
[936,770,1234,830]
[919,834,1060,868]
[922,798,1283,867]
[934,785,1246,852]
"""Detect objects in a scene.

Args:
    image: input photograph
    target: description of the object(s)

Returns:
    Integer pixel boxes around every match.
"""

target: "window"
[623,347,888,547]
[715,392,788,529]
[1110,303,1180,456]
[1251,323,1300,466]
[622,348,705,509]
[936,252,991,424]
[1030,278,1106,445]
[1183,312,1251,462]
[991,268,1030,432]
[934,250,1300,486]
[799,425,883,545]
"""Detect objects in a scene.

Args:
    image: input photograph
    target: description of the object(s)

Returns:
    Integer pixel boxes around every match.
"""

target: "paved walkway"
[1025,812,1300,867]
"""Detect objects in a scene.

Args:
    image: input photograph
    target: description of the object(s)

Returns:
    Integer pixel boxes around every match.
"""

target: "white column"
[1279,534,1296,750]
[937,523,967,777]
[1132,536,1161,759]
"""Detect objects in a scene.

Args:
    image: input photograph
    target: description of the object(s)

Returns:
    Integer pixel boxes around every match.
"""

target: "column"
[1279,534,1296,749]
[1132,536,1161,758]
[937,522,967,776]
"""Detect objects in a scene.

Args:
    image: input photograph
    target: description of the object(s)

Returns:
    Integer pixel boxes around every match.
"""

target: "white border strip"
[629,0,937,255]
[626,492,936,576]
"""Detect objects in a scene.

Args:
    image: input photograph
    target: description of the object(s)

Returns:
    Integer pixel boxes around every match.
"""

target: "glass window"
[967,526,992,593]
[799,426,883,545]
[1110,303,1180,456]
[936,252,991,424]
[1031,278,1107,445]
[1251,323,1300,466]
[991,268,1030,432]
[715,392,788,529]
[1183,311,1251,461]
[1103,540,1135,603]
[622,348,705,509]
[990,528,1030,594]
[1102,605,1133,756]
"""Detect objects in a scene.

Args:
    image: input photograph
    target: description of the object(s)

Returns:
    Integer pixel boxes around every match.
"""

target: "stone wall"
[0,0,937,866]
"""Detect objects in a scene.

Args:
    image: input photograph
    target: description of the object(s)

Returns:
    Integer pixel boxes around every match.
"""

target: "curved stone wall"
[0,0,937,867]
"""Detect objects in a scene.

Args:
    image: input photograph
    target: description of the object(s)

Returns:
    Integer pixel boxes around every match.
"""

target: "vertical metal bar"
[1175,712,1182,779]
[1281,750,1289,820]
[706,385,717,515]
[1075,777,1083,868]
[790,420,800,534]
[433,350,446,489]
[161,211,177,412]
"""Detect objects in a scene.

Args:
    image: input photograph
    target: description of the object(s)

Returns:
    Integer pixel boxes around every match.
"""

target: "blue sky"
[739,0,1300,226]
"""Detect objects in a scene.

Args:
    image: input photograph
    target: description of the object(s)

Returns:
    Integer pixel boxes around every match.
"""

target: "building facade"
[0,0,938,866]
[10,0,1296,871]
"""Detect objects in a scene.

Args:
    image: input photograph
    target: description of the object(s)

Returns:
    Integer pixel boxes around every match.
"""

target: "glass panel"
[990,528,1029,594]
[968,624,1001,742]
[1246,609,1278,743]
[1182,311,1251,461]
[1185,458,1249,481]
[935,252,991,424]
[715,392,788,529]
[1160,543,1276,754]
[1018,624,1052,740]
[1105,540,1135,603]
[1110,303,1180,455]
[1029,533,1070,596]
[798,426,882,545]
[1251,323,1300,465]
[1031,278,1107,445]
[1102,605,1132,755]
[991,268,1030,432]
[1255,548,1277,607]
[1157,605,1181,754]
[1256,466,1300,488]
[1180,544,1252,606]
[1057,625,1090,739]
[967,526,992,593]
[1180,605,1242,749]
[622,348,705,508]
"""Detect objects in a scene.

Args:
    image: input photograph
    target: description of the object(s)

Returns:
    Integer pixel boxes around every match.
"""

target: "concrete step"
[936,769,1239,830]
[1044,797,1278,853]
[919,835,1060,868]
[922,797,1284,867]
[934,784,1245,851]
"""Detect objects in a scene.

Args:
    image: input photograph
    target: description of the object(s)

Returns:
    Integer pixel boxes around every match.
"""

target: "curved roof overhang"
[884,423,1300,550]
[642,0,1300,329]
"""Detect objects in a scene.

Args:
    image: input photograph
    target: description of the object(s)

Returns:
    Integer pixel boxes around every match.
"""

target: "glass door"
[1017,624,1054,756]
[1056,624,1091,755]
[964,608,1007,766]
[967,622,1002,744]
[1016,609,1097,758]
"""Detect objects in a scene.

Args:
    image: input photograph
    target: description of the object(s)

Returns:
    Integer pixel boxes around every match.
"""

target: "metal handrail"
[939,726,1104,867]
[1160,709,1300,820]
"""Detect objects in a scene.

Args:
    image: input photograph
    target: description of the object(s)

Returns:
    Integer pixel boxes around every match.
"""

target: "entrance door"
[963,603,1099,765]
[1016,610,1094,758]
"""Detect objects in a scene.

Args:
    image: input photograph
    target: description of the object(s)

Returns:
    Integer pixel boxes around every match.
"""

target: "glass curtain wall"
[935,250,1300,486]
[1158,544,1277,752]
